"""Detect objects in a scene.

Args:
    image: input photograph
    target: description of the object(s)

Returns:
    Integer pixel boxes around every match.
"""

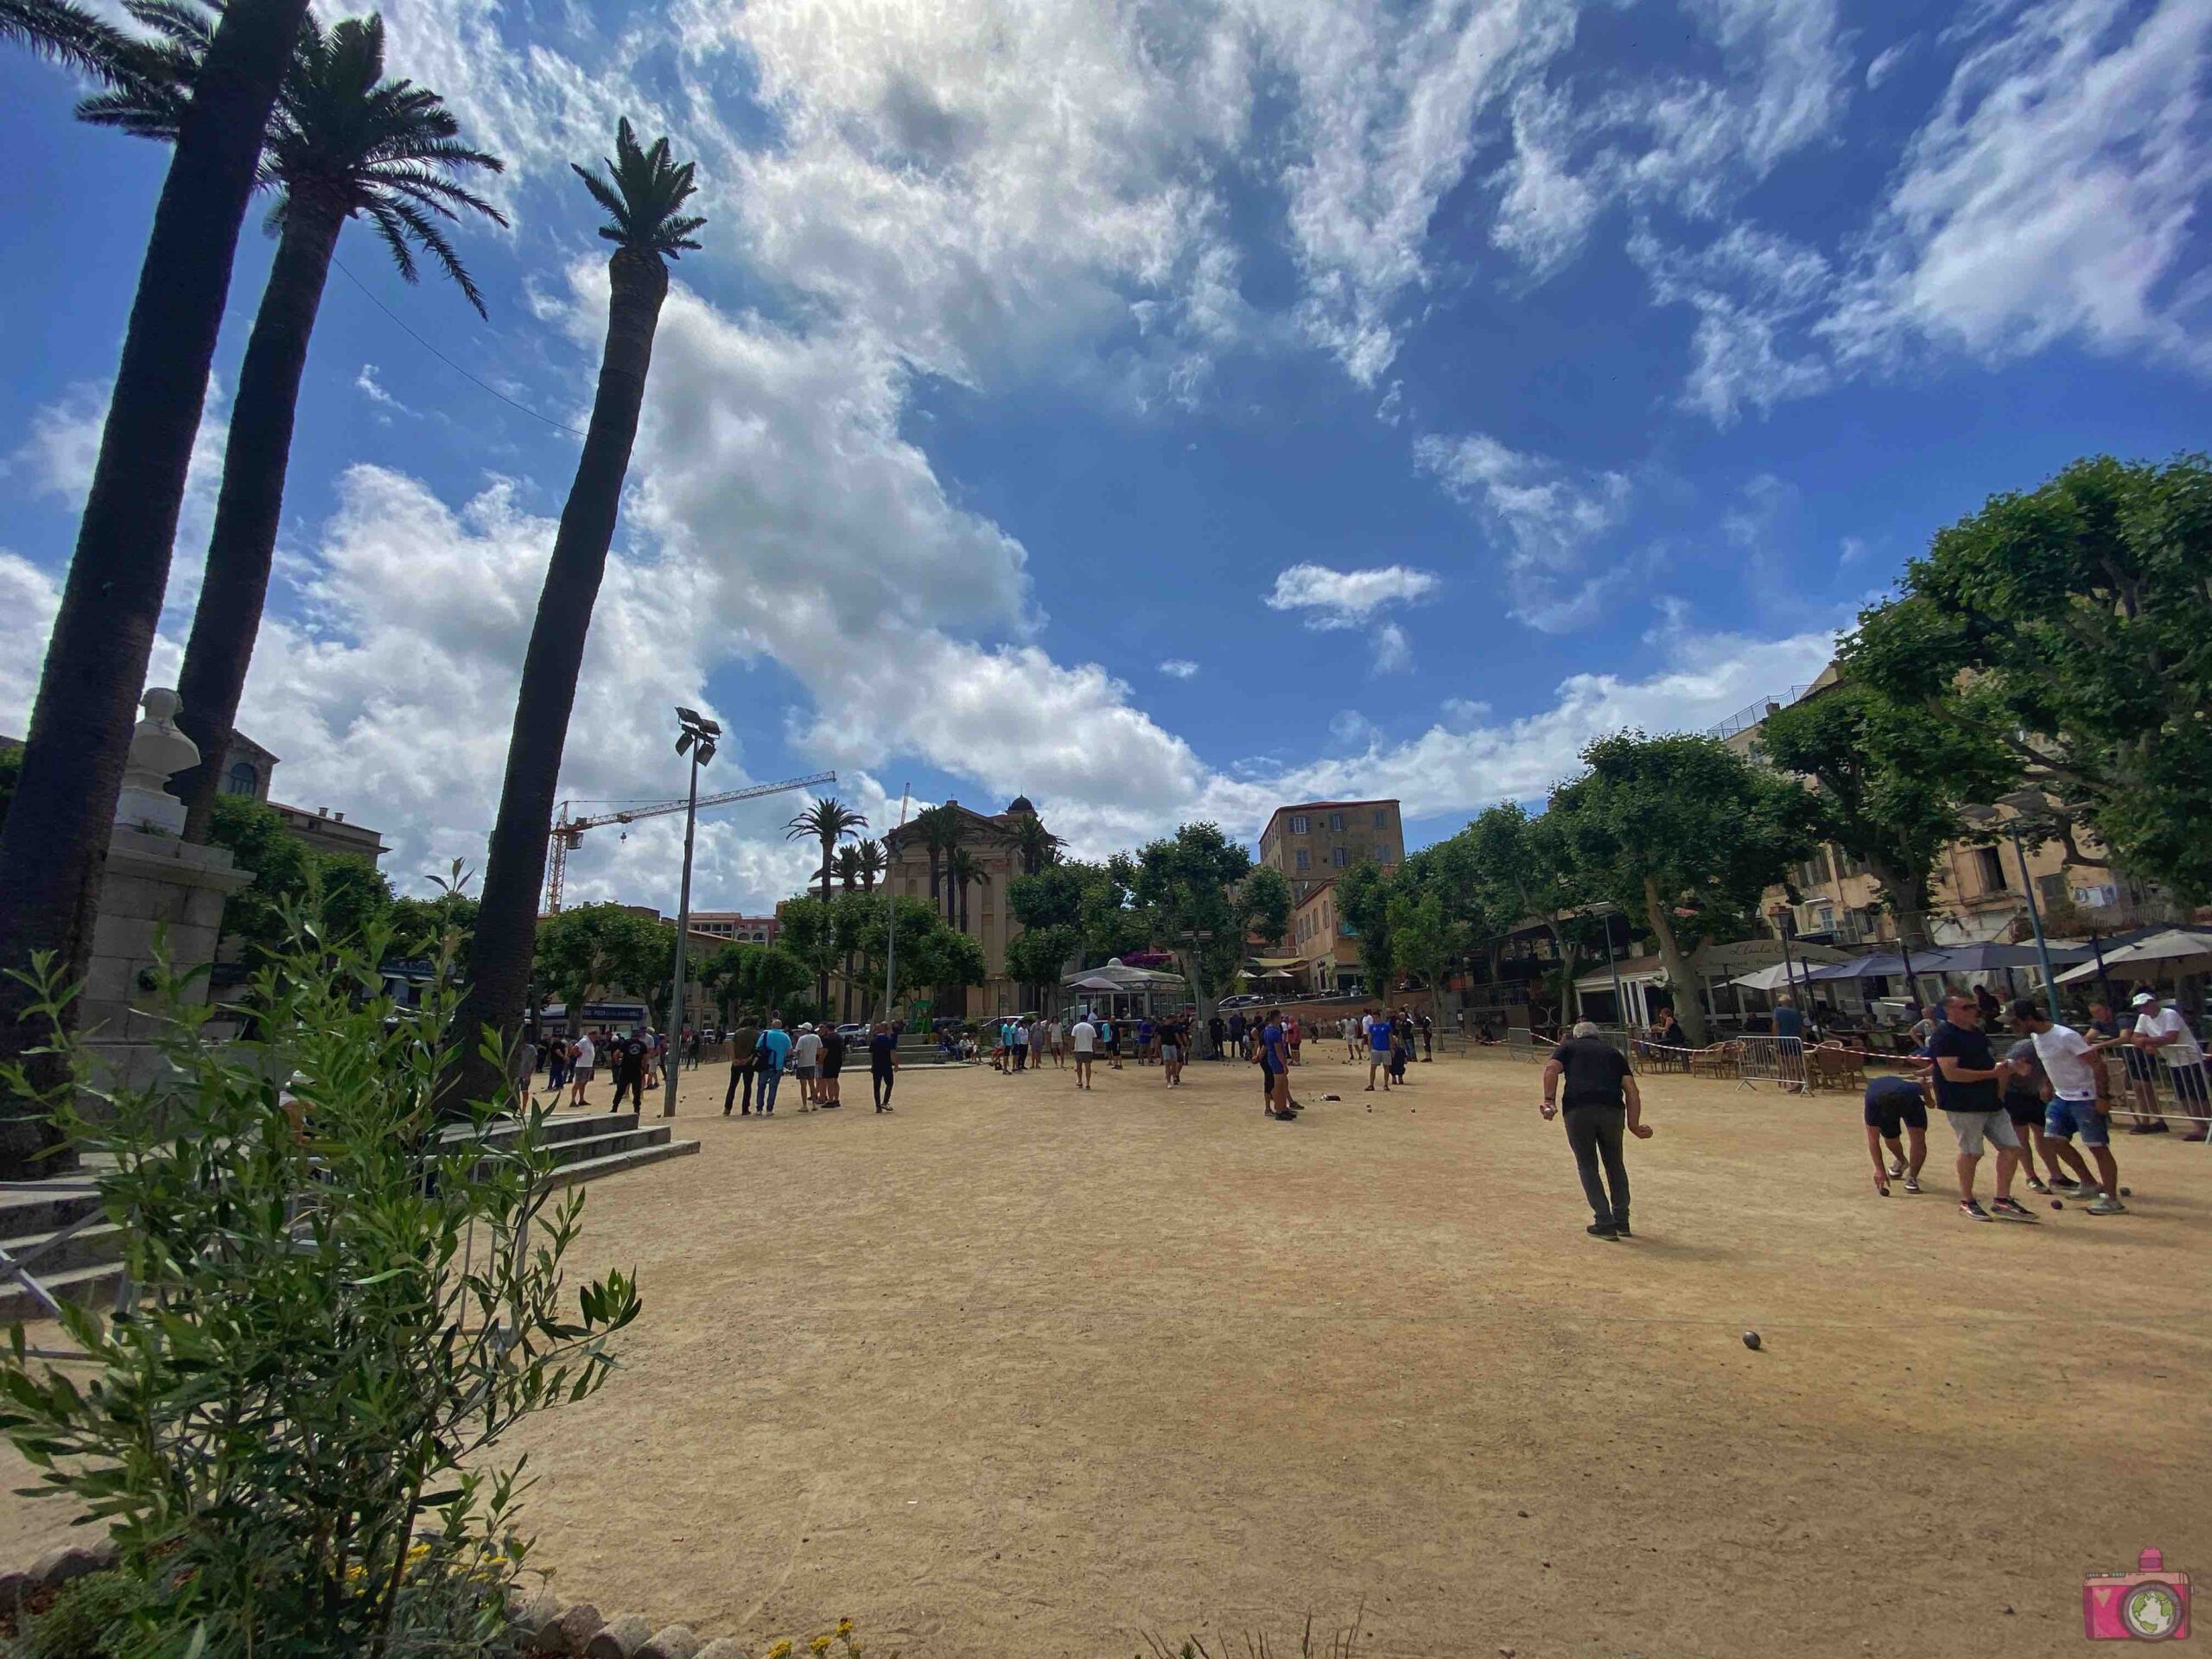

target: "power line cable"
[332,256,587,440]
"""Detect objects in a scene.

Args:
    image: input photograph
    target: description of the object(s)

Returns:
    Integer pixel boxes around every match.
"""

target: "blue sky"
[3,0,2209,910]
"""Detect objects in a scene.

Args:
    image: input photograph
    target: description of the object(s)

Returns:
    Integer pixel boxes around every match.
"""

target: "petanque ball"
[2050,1200,2063,1211]
[1743,1331,1762,1351]
[2120,1186,2133,1197]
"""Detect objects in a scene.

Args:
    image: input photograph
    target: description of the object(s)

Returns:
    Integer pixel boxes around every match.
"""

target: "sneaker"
[1886,1164,1907,1180]
[1959,1199,1992,1222]
[2025,1176,2050,1194]
[1902,1175,1922,1194]
[2068,1181,2104,1200]
[1990,1196,2039,1222]
[1586,1223,1619,1239]
[2087,1194,2127,1215]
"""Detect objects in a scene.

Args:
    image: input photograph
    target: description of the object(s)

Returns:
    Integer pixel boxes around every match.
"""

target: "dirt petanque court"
[3,1046,2209,1656]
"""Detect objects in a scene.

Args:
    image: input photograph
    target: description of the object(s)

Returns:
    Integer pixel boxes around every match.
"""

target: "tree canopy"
[1127,823,1290,1019]
[1847,452,2212,902]
[207,793,392,964]
[531,903,672,1015]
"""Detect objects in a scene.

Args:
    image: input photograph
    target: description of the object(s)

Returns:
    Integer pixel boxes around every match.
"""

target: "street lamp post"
[882,785,911,1023]
[662,708,719,1117]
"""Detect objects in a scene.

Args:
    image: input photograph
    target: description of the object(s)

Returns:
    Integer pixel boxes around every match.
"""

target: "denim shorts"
[2044,1095,2109,1147]
[1945,1108,2020,1156]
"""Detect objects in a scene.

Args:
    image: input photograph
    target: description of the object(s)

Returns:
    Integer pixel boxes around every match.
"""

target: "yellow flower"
[769,1643,793,1659]
[811,1637,834,1655]
[836,1619,855,1637]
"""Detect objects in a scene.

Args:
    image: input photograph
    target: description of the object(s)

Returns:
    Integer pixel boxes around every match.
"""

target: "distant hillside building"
[1259,798,1402,902]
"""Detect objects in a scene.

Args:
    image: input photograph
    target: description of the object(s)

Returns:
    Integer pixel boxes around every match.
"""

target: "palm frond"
[3,0,149,84]
[572,115,708,260]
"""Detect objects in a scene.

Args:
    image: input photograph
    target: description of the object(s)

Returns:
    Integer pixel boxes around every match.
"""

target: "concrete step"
[0,1258,127,1324]
[442,1109,639,1154]
[542,1136,699,1188]
[0,1185,105,1239]
[0,1219,125,1280]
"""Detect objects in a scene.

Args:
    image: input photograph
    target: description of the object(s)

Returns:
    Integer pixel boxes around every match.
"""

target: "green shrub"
[21,1570,152,1659]
[0,911,639,1657]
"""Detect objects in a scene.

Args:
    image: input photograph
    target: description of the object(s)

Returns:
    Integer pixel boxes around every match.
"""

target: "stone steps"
[0,1114,695,1324]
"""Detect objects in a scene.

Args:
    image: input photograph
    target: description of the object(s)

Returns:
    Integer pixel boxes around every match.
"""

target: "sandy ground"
[2,1046,2208,1657]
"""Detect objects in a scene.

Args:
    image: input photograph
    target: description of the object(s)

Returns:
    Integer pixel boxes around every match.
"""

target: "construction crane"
[543,771,836,913]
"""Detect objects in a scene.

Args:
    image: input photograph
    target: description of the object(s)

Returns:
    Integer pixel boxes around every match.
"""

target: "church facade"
[880,796,1046,1019]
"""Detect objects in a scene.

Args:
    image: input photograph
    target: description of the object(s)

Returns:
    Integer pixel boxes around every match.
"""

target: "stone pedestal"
[78,825,249,1103]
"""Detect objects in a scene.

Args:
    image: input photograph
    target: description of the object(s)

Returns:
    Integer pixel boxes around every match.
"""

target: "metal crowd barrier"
[1481,1028,1869,1094]
[2097,1048,2212,1135]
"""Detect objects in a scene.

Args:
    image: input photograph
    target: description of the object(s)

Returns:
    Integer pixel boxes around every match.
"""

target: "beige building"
[1260,798,1402,903]
[1723,671,2184,950]
[1286,876,1363,992]
[880,796,1046,1017]
[687,912,779,945]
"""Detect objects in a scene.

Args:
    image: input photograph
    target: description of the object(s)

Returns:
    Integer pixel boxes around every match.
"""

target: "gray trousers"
[1564,1103,1630,1227]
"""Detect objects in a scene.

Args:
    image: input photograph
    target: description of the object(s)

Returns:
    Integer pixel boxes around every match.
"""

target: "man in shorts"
[1160,1014,1185,1086]
[1861,1069,1930,1196]
[1927,991,2036,1223]
[1364,1011,1395,1092]
[790,1023,821,1109]
[568,1030,596,1108]
[1071,1014,1097,1090]
[818,1022,847,1108]
[1259,1010,1294,1119]
[2012,1000,2125,1214]
[2000,1028,2093,1194]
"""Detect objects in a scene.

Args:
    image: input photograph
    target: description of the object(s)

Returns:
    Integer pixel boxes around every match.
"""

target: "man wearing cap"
[2133,989,2208,1141]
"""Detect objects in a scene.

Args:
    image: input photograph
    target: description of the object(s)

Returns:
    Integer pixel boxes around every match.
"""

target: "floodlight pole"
[882,785,912,1023]
[663,716,713,1117]
[2005,819,2061,1010]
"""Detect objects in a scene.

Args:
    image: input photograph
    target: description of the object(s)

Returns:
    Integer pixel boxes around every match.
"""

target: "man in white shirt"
[2012,1001,2125,1213]
[569,1033,596,1108]
[791,1025,822,1108]
[1070,1017,1097,1090]
[2133,990,2209,1140]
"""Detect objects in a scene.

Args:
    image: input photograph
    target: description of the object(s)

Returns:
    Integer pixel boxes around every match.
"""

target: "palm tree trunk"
[0,0,309,1180]
[453,246,670,1105]
[172,195,349,843]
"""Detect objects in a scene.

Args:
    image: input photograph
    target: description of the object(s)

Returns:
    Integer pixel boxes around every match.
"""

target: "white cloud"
[1265,562,1440,626]
[1821,0,2212,372]
[1631,222,1834,423]
[1262,0,1579,382]
[354,365,416,421]
[0,553,61,736]
[1490,82,1601,279]
[1865,38,1914,89]
[1412,431,1632,627]
[1158,658,1200,679]
[1370,620,1413,675]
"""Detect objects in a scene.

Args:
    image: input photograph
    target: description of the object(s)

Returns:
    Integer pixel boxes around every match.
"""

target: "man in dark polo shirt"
[1540,1020,1652,1239]
[1927,991,2036,1223]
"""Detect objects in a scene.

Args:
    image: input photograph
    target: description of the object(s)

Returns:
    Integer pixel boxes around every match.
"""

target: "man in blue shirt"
[1365,1010,1394,1093]
[753,1020,792,1116]
[1260,1011,1294,1119]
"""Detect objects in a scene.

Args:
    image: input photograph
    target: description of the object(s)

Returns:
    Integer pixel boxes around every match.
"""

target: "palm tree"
[946,845,987,937]
[0,0,309,1179]
[451,118,702,1106]
[855,838,887,893]
[78,7,507,843]
[2,0,143,79]
[1010,813,1057,877]
[915,804,961,920]
[785,797,867,903]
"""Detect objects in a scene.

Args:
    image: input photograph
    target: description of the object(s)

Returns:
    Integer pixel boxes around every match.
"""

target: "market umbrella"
[2056,929,2212,984]
[1802,953,1911,981]
[1068,975,1126,993]
[1729,963,1802,992]
[1919,941,2088,973]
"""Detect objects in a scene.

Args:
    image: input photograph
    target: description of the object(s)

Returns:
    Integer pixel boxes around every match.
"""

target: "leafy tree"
[903,925,986,1011]
[1128,823,1290,1022]
[207,793,394,963]
[701,940,811,1022]
[773,895,849,1012]
[0,918,637,1654]
[1335,860,1394,991]
[1756,682,2012,949]
[0,0,310,1180]
[456,118,704,1103]
[1549,732,1814,1046]
[531,903,671,1016]
[1385,888,1461,1023]
[1004,924,1078,1010]
[912,804,962,918]
[69,6,509,846]
[1847,453,2212,900]
[1463,802,1589,1001]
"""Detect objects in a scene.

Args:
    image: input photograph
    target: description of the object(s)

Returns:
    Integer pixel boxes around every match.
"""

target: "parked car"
[835,1022,868,1041]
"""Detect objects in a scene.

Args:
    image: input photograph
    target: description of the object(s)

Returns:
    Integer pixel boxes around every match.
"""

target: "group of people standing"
[534,1027,666,1112]
[715,1017,903,1116]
